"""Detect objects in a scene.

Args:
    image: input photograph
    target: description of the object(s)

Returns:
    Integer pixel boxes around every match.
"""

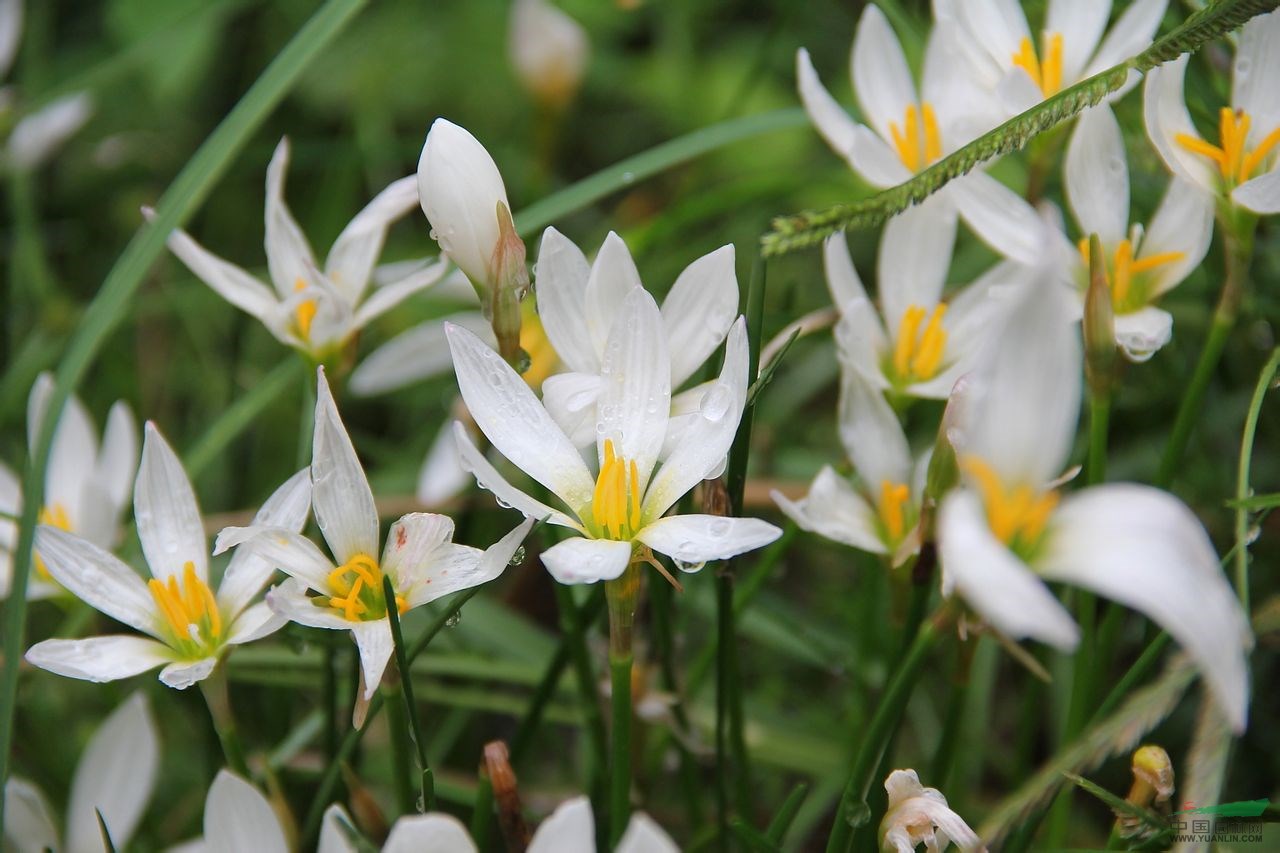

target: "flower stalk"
[200,662,250,778]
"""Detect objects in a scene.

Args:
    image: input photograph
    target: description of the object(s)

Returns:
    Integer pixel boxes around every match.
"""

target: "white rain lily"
[158,137,445,360]
[446,286,781,585]
[879,769,985,853]
[772,366,927,564]
[1,373,137,600]
[535,228,738,454]
[936,277,1253,731]
[1144,10,1280,214]
[321,805,480,853]
[824,200,1016,400]
[3,693,159,853]
[1064,103,1213,361]
[509,0,590,109]
[942,0,1167,116]
[796,4,1043,262]
[25,425,310,689]
[215,367,534,702]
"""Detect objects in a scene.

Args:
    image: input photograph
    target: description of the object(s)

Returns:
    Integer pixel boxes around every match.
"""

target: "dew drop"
[707,518,731,538]
[698,384,732,421]
[621,171,636,184]
[445,611,462,627]
[509,545,526,565]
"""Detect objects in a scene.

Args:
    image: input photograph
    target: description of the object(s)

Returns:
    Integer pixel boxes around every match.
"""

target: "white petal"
[352,619,394,700]
[0,0,22,80]
[541,537,633,585]
[833,299,890,391]
[214,525,336,593]
[796,48,859,161]
[25,636,173,683]
[400,517,534,609]
[878,192,958,333]
[1065,104,1129,244]
[380,512,454,587]
[384,813,479,853]
[824,231,870,310]
[266,578,354,631]
[224,601,286,645]
[312,367,380,564]
[597,288,671,487]
[350,312,488,397]
[66,693,159,853]
[1114,307,1173,362]
[542,372,604,448]
[642,318,748,520]
[264,138,319,299]
[534,226,598,374]
[1086,0,1167,77]
[160,224,280,324]
[637,515,781,566]
[135,422,208,582]
[1234,10,1280,138]
[849,126,913,187]
[1140,178,1214,298]
[956,0,1031,77]
[771,467,886,554]
[416,418,474,506]
[839,367,912,489]
[318,804,359,853]
[351,257,451,329]
[6,92,92,171]
[662,245,738,388]
[528,796,595,853]
[937,491,1079,647]
[324,175,418,302]
[1143,58,1216,191]
[451,424,584,530]
[34,526,158,636]
[30,374,96,524]
[585,232,643,357]
[217,468,312,618]
[3,778,59,853]
[95,401,138,531]
[852,5,918,143]
[158,657,218,689]
[617,812,680,853]
[1232,167,1280,214]
[1047,0,1110,84]
[446,323,594,510]
[204,771,289,853]
[949,171,1043,264]
[1038,485,1252,731]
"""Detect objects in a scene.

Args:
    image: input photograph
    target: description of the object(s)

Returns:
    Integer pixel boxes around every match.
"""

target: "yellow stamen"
[591,439,643,540]
[324,553,394,622]
[888,102,944,173]
[1075,239,1186,312]
[961,457,1059,552]
[293,278,318,340]
[1176,107,1280,185]
[877,481,912,544]
[1012,33,1064,98]
[891,304,948,384]
[147,560,222,650]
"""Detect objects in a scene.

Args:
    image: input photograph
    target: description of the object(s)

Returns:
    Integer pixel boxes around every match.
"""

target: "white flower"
[796,5,1043,262]
[1064,102,1214,361]
[942,0,1167,116]
[1,373,137,600]
[1144,9,1280,214]
[824,200,1016,400]
[25,425,311,689]
[216,367,533,701]
[446,286,781,585]
[535,228,738,453]
[509,0,590,109]
[772,366,927,563]
[879,769,985,853]
[3,693,159,853]
[936,277,1253,731]
[158,137,444,359]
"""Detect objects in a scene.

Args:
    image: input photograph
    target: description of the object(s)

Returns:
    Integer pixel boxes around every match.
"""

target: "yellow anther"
[891,304,948,384]
[293,278,318,340]
[1076,240,1186,312]
[961,457,1059,552]
[325,553,392,622]
[876,481,912,544]
[520,301,559,391]
[591,439,642,540]
[1012,33,1064,98]
[889,102,944,173]
[148,561,221,650]
[1176,107,1280,186]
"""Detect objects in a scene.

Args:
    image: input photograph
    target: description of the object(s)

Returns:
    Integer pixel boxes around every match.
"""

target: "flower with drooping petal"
[1064,103,1213,361]
[1144,9,1280,214]
[25,425,310,689]
[447,284,781,585]
[321,804,479,853]
[796,4,1043,262]
[1,373,137,600]
[942,0,1167,116]
[824,199,1017,401]
[879,769,985,853]
[535,228,738,454]
[509,0,590,110]
[772,366,927,565]
[3,693,159,853]
[158,137,445,361]
[936,274,1253,731]
[216,367,534,704]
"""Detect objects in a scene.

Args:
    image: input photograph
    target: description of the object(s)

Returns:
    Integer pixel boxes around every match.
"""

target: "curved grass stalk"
[1232,347,1280,611]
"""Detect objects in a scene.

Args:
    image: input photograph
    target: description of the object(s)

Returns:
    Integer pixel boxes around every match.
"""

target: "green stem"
[384,577,435,812]
[183,357,304,478]
[1234,347,1280,612]
[471,775,495,849]
[553,582,608,802]
[715,572,733,850]
[199,663,249,778]
[609,652,634,848]
[382,676,415,815]
[1087,391,1111,486]
[649,569,705,827]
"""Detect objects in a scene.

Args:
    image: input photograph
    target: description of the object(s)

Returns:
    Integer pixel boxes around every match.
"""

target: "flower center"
[890,303,948,385]
[1077,238,1185,313]
[34,504,74,581]
[317,554,405,622]
[888,102,943,173]
[876,480,913,546]
[1012,32,1064,98]
[1175,107,1280,187]
[148,561,222,657]
[961,457,1059,558]
[520,301,559,391]
[293,278,318,340]
[590,438,642,540]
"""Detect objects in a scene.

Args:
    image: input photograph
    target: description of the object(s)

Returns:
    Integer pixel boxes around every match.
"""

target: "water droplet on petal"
[698,384,732,422]
[509,545,526,565]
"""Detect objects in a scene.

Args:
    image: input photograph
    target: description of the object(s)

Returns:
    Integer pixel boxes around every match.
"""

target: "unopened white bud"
[508,0,589,109]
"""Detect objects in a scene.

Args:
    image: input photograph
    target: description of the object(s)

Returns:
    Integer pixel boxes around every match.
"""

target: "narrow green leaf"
[1062,772,1168,833]
[96,809,118,853]
[730,817,781,852]
[765,781,811,843]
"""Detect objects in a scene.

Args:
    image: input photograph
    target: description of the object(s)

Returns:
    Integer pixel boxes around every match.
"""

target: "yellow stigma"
[876,481,912,545]
[1077,238,1186,312]
[1176,106,1280,186]
[293,278,318,340]
[321,554,405,621]
[890,303,948,384]
[519,300,559,391]
[34,504,74,581]
[591,439,642,540]
[148,561,222,653]
[888,102,943,173]
[1012,32,1064,98]
[961,456,1059,556]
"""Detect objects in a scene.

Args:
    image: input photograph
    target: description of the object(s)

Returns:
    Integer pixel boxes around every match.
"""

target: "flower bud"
[509,0,589,110]
[1117,744,1174,838]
